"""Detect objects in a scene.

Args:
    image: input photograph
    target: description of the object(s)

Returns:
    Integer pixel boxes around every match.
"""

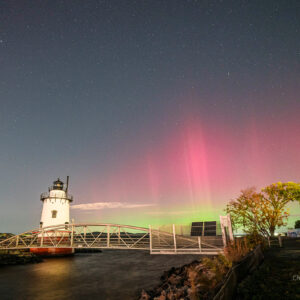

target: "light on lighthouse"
[39,177,73,228]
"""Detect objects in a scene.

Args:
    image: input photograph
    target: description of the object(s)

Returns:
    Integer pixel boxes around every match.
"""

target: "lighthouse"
[39,177,73,228]
[30,177,74,256]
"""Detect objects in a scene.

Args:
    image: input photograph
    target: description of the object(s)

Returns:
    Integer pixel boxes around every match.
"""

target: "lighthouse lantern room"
[40,177,73,228]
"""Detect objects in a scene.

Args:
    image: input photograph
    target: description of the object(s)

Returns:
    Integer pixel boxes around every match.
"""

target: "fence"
[213,244,264,300]
[149,222,224,254]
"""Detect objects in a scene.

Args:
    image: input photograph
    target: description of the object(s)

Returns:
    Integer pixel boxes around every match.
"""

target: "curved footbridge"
[0,223,224,255]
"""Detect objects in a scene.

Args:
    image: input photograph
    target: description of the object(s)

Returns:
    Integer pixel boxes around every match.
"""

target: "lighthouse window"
[51,210,57,218]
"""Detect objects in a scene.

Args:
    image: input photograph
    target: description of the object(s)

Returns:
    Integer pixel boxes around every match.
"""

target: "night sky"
[1,1,300,233]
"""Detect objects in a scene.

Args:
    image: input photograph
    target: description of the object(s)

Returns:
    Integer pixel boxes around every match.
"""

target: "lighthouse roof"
[40,177,73,202]
[52,178,64,190]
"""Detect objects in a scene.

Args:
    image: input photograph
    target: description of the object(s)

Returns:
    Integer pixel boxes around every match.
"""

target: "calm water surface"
[0,250,200,300]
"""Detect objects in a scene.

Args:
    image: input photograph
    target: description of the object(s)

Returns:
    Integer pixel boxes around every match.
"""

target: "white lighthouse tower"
[39,177,73,228]
[30,177,74,256]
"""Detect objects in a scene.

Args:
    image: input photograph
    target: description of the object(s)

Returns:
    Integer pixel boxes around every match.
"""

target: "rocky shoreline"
[0,251,43,266]
[138,259,222,300]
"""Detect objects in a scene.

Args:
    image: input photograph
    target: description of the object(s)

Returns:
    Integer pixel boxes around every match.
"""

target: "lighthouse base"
[30,248,74,257]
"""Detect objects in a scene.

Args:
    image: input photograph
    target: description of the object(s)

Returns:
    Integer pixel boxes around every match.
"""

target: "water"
[0,250,201,300]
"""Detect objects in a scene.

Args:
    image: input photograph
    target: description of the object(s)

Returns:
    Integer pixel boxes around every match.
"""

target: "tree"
[262,182,300,236]
[226,187,272,238]
[295,220,300,229]
[262,182,300,206]
[226,182,300,237]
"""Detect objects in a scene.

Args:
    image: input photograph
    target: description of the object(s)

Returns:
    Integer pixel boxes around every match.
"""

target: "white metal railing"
[0,223,225,255]
[40,192,73,202]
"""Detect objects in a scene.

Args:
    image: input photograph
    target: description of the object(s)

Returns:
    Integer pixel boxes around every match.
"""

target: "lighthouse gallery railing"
[40,192,73,202]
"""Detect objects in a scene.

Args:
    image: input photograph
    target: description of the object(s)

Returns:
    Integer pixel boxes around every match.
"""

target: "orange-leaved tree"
[226,182,300,237]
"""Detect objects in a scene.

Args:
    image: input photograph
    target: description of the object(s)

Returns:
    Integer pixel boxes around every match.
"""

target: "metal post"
[149,225,152,254]
[157,226,160,246]
[227,215,234,241]
[66,176,69,194]
[173,224,177,253]
[220,223,227,246]
[71,218,75,247]
[118,226,120,246]
[84,226,87,240]
[54,229,58,247]
[220,215,232,246]
[70,224,74,247]
[107,225,110,248]
[40,230,44,247]
[278,235,282,247]
[198,236,202,253]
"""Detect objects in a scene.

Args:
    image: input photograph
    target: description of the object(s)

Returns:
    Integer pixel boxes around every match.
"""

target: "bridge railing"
[149,223,224,254]
[0,223,225,255]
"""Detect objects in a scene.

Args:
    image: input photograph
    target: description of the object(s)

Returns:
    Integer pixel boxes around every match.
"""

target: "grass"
[236,238,300,300]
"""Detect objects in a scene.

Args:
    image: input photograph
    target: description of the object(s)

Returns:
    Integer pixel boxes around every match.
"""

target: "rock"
[139,289,150,300]
[187,288,197,299]
[166,290,176,300]
[138,259,212,300]
[156,290,166,300]
[161,282,169,290]
[168,274,182,286]
[183,280,189,286]
[175,287,185,298]
[0,253,42,266]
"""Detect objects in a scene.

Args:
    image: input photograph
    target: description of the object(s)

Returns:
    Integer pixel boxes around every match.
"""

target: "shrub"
[223,237,251,263]
[183,236,260,299]
[185,255,232,297]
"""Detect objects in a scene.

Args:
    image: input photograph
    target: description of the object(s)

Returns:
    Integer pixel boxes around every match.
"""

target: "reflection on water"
[0,250,200,300]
